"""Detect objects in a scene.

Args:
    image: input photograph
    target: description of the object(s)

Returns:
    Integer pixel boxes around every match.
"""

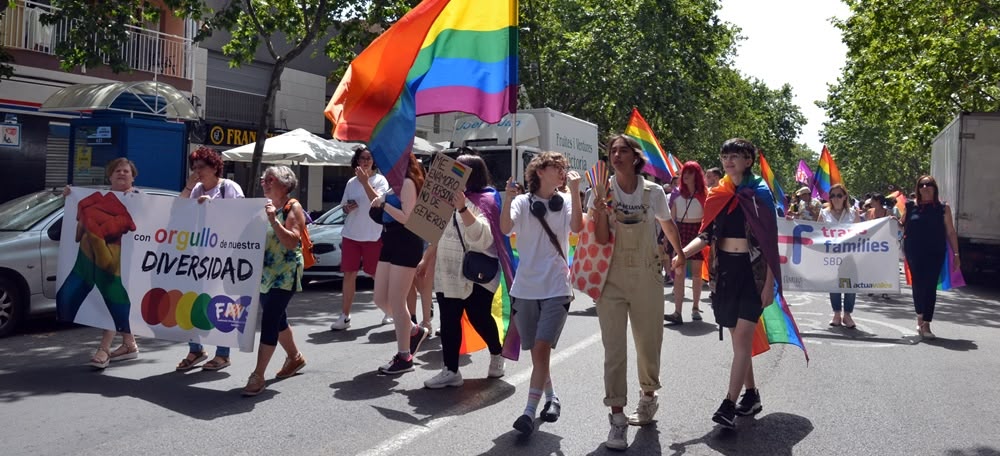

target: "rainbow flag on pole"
[757,150,787,213]
[325,0,518,192]
[625,107,673,182]
[813,145,843,200]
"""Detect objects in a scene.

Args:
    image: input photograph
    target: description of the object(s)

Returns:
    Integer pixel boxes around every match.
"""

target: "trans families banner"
[56,189,267,352]
[778,217,900,293]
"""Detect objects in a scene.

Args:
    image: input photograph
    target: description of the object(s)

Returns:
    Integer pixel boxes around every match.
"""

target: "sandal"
[176,351,208,371]
[664,313,684,325]
[691,309,703,321]
[89,347,111,369]
[242,373,266,396]
[109,343,139,362]
[202,356,231,371]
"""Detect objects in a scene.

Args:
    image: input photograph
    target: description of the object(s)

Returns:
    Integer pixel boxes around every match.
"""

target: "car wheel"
[0,276,25,338]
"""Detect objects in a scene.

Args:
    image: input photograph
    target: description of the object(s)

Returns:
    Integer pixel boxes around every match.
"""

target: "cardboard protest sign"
[406,153,471,244]
[56,189,267,352]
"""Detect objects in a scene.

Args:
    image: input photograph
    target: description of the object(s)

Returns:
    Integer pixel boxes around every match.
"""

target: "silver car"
[303,204,347,282]
[0,188,177,337]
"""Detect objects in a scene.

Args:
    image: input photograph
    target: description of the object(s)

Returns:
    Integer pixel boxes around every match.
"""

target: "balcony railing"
[1,0,195,80]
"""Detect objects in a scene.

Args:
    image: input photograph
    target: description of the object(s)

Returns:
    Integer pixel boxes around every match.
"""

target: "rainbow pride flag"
[666,153,682,178]
[325,0,518,192]
[813,145,843,200]
[752,283,808,361]
[757,150,787,213]
[903,243,966,291]
[625,108,673,182]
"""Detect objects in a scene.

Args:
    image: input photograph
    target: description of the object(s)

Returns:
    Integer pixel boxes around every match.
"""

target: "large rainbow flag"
[903,243,966,291]
[324,0,519,192]
[625,108,674,182]
[757,150,787,213]
[813,145,843,200]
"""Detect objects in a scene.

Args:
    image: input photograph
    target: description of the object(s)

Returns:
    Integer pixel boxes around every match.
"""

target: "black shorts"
[379,223,423,268]
[713,251,764,328]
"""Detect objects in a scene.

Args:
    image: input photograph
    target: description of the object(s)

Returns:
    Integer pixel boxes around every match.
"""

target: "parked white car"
[303,204,347,282]
[0,188,177,337]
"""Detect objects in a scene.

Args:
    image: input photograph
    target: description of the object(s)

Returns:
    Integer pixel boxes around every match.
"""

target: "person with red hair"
[664,161,708,325]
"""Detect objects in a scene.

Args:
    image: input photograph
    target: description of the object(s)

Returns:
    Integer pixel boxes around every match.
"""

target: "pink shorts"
[341,238,381,275]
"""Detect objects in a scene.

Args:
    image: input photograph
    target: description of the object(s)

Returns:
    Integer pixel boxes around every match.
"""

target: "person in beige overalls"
[592,135,684,451]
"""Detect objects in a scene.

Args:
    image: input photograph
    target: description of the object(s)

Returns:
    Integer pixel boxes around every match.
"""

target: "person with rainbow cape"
[675,138,784,430]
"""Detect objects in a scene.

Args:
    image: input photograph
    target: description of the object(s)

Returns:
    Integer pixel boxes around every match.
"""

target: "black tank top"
[904,202,945,251]
[716,203,746,239]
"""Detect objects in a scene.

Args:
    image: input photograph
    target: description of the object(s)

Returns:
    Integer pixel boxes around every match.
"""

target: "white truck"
[930,112,1000,283]
[448,108,600,187]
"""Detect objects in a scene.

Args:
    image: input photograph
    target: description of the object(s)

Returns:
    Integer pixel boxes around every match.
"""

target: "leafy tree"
[821,0,1000,194]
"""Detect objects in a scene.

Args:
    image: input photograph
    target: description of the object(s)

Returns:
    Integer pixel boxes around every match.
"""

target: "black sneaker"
[712,399,736,429]
[513,414,534,435]
[540,400,561,422]
[409,326,429,355]
[735,388,762,416]
[378,353,414,375]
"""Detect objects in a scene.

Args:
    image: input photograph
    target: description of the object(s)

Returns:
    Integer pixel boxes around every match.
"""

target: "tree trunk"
[248,61,287,197]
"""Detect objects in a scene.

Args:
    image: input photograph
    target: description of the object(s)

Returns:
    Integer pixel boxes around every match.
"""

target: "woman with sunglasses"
[816,184,861,328]
[501,152,583,436]
[902,175,960,339]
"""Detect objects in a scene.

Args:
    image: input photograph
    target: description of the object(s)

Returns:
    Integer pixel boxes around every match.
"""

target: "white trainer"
[627,392,659,426]
[488,354,506,378]
[423,368,464,389]
[606,412,629,451]
[330,314,351,331]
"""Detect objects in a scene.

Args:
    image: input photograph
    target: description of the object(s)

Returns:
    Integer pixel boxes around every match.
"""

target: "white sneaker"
[421,321,433,337]
[381,313,394,325]
[488,354,506,378]
[606,413,629,451]
[423,368,464,389]
[627,393,659,426]
[330,314,351,331]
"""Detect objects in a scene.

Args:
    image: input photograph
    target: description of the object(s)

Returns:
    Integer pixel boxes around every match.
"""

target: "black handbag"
[368,203,385,225]
[453,213,499,283]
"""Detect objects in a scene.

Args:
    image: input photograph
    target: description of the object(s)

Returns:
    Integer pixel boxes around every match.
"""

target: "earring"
[633,160,638,165]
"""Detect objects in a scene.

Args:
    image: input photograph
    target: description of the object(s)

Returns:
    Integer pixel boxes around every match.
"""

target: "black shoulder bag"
[453,213,499,283]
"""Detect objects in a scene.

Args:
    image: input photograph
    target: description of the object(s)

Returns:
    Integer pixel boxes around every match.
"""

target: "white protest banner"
[778,217,900,293]
[406,153,471,244]
[56,189,267,352]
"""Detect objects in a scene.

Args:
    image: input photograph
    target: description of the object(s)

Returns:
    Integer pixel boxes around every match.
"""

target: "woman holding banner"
[903,175,960,340]
[371,153,429,375]
[675,139,780,430]
[419,153,506,389]
[665,161,707,325]
[501,152,583,436]
[61,158,141,369]
[177,145,245,372]
[817,183,861,328]
[591,135,683,450]
[243,165,308,396]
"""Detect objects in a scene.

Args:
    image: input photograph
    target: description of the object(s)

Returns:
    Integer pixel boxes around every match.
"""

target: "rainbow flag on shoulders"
[325,0,518,192]
[625,108,674,182]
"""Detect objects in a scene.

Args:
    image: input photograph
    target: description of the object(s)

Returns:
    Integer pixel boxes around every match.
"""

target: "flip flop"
[202,357,231,371]
[176,352,208,371]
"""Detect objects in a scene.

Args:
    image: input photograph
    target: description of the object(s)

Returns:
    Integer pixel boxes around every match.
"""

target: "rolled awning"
[40,81,198,120]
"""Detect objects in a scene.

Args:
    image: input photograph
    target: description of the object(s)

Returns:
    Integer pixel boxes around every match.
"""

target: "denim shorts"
[512,296,572,350]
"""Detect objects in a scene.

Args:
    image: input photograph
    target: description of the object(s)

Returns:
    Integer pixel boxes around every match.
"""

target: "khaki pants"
[596,217,664,407]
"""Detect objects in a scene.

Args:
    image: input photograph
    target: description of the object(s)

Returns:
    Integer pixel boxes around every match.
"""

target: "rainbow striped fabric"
[903,243,967,291]
[753,283,809,361]
[813,145,843,200]
[757,150,787,213]
[625,108,673,182]
[325,0,518,191]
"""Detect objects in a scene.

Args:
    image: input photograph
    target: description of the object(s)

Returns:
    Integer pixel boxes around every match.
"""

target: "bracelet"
[458,206,468,213]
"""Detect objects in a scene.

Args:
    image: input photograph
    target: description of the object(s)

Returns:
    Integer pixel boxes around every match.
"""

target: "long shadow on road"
[666,412,813,456]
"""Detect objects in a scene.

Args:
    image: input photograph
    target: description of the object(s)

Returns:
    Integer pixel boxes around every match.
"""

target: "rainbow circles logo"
[140,288,251,333]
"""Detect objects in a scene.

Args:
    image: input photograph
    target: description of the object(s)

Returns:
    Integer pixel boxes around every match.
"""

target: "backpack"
[282,198,316,269]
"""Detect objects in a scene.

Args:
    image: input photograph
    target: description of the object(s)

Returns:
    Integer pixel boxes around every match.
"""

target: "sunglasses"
[830,193,845,198]
[260,176,277,184]
[919,182,935,188]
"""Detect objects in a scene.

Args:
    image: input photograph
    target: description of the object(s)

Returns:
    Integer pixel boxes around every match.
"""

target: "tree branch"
[244,0,279,60]
[283,0,329,63]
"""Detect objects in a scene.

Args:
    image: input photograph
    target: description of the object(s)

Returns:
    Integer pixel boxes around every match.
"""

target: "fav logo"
[140,288,251,333]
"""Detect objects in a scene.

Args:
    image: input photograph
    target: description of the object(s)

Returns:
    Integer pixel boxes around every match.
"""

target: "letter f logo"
[778,224,814,264]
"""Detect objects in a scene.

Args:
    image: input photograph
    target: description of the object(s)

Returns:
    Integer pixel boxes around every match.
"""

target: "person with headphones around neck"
[500,151,583,436]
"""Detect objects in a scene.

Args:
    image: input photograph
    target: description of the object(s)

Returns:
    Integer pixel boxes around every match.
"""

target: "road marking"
[797,311,917,348]
[356,332,604,456]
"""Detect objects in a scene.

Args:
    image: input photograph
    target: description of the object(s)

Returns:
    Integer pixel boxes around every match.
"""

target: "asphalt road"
[2,277,999,456]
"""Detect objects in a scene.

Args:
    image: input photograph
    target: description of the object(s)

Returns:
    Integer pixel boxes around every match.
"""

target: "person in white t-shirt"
[330,146,391,331]
[588,135,684,450]
[818,183,861,328]
[501,152,583,436]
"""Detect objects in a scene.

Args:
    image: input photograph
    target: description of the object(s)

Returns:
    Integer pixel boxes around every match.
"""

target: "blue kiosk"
[40,81,199,190]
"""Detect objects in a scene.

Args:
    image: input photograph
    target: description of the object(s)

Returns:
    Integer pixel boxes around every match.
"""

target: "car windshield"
[0,190,65,231]
[313,205,346,225]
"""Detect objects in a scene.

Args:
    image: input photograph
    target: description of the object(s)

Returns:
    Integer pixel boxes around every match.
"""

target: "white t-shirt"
[191,179,244,199]
[672,194,703,220]
[509,191,574,300]
[588,177,671,223]
[820,207,858,224]
[340,174,390,242]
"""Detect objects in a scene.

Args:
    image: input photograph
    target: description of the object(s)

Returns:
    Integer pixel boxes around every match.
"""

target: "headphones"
[529,192,564,218]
